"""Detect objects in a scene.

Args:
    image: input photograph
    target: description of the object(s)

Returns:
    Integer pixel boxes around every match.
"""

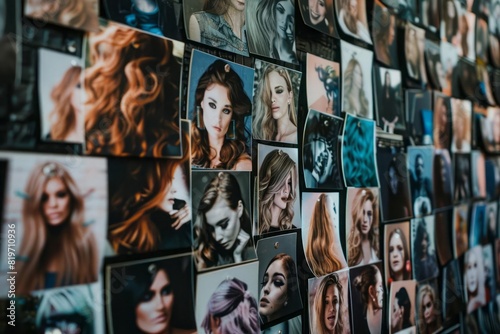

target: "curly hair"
[85,23,181,157]
[313,273,345,334]
[306,194,343,276]
[343,57,369,117]
[18,162,97,294]
[25,0,98,30]
[418,284,441,334]
[347,188,379,266]
[353,265,382,315]
[258,149,297,234]
[253,64,297,141]
[202,278,260,334]
[191,59,251,169]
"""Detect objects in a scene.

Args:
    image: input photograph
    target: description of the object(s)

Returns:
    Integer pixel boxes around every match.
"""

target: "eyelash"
[277,4,285,14]
[208,102,232,115]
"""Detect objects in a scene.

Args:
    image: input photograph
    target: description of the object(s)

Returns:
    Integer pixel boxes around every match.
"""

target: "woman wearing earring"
[418,284,442,334]
[191,59,252,170]
[258,149,298,234]
[347,188,379,267]
[253,64,297,144]
[353,265,383,334]
[300,0,334,36]
[342,56,369,118]
[194,172,255,270]
[312,273,345,334]
[387,228,411,283]
[17,162,98,294]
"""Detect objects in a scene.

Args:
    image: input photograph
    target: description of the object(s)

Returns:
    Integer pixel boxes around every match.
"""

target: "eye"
[56,191,68,198]
[389,246,394,252]
[41,193,48,202]
[222,108,232,115]
[141,291,154,302]
[275,88,284,94]
[260,276,269,287]
[161,284,172,296]
[273,279,285,288]
[277,4,285,14]
[209,102,217,109]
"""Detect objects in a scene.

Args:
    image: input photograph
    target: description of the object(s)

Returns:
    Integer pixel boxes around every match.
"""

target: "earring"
[225,120,237,140]
[284,301,288,307]
[195,106,205,130]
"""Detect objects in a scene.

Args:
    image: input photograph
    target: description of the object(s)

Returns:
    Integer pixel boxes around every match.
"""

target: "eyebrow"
[271,272,286,280]
[213,217,229,227]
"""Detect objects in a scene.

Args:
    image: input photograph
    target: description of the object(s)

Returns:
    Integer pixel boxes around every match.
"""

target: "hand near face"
[233,228,251,263]
[170,202,191,230]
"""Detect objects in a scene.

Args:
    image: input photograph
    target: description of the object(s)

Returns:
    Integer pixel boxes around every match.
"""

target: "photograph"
[38,48,84,144]
[0,152,107,295]
[372,0,398,68]
[303,109,343,189]
[404,23,427,85]
[334,0,372,44]
[346,188,380,267]
[433,93,451,150]
[435,210,453,266]
[302,192,347,276]
[256,233,303,326]
[24,0,99,32]
[453,153,472,202]
[471,150,487,198]
[442,260,464,325]
[341,40,373,119]
[451,98,471,153]
[489,33,500,68]
[252,59,301,144]
[103,0,180,40]
[389,280,417,334]
[453,203,469,258]
[486,201,498,243]
[411,217,439,282]
[440,42,458,96]
[405,89,432,145]
[298,0,336,36]
[308,270,351,334]
[195,261,259,334]
[490,0,500,37]
[455,11,476,61]
[257,144,300,234]
[483,245,495,304]
[408,146,434,217]
[192,170,256,271]
[384,222,412,286]
[341,114,379,188]
[470,202,487,247]
[416,280,442,334]
[84,20,184,158]
[374,66,404,133]
[476,18,489,64]
[188,50,253,170]
[350,263,384,334]
[463,245,486,313]
[246,0,297,63]
[106,253,196,334]
[433,149,453,210]
[376,149,412,222]
[441,0,460,43]
[477,64,497,106]
[421,0,440,31]
[487,107,500,152]
[424,40,445,92]
[184,0,248,55]
[306,53,340,116]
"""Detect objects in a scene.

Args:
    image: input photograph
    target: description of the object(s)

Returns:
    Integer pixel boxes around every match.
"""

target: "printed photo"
[404,23,427,85]
[454,153,472,202]
[424,39,445,92]
[470,202,487,247]
[463,245,486,313]
[389,280,417,334]
[486,107,500,152]
[411,217,439,282]
[490,0,500,37]
[433,149,453,209]
[334,0,372,44]
[483,245,495,304]
[476,18,489,63]
[408,146,434,217]
[416,280,442,334]
[477,64,497,106]
[486,201,498,243]
[421,0,440,31]
[451,98,471,153]
[374,66,404,133]
[453,203,469,258]
[435,209,453,266]
[306,53,340,116]
[442,260,464,325]
[372,0,398,68]
[433,93,451,150]
[441,0,460,43]
[385,222,412,286]
[405,89,432,145]
[471,150,487,198]
[489,33,500,68]
[298,0,336,36]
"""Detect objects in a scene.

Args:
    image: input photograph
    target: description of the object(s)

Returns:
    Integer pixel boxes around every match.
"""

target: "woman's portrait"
[453,203,469,258]
[303,109,343,189]
[389,281,416,334]
[38,48,84,143]
[375,67,404,133]
[200,278,259,334]
[477,64,497,107]
[454,11,475,61]
[440,42,458,96]
[299,0,335,36]
[442,260,464,324]
[451,98,471,153]
[335,0,372,43]
[0,152,107,295]
[424,40,445,91]
[309,271,350,334]
[442,0,459,42]
[25,0,99,32]
[487,107,500,152]
[408,147,434,217]
[347,188,379,267]
[464,246,486,313]
[85,21,183,158]
[342,114,379,188]
[454,153,471,202]
[372,1,398,68]
[306,53,340,116]
[189,51,253,170]
[476,18,489,63]
[351,264,384,334]
[412,217,439,281]
[421,0,440,31]
[341,41,373,119]
[252,60,300,144]
[433,95,451,150]
[302,192,347,277]
[471,150,487,198]
[258,145,299,234]
[489,33,500,68]
[108,255,196,334]
[385,224,411,285]
[185,0,248,56]
[433,149,453,209]
[417,283,442,334]
[404,24,427,84]
[192,171,256,271]
[246,0,297,63]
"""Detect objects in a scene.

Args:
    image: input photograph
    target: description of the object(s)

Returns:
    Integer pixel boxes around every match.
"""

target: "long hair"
[194,172,252,269]
[203,0,230,15]
[433,96,450,149]
[453,101,470,150]
[202,278,259,334]
[443,0,458,41]
[347,188,379,266]
[85,23,181,157]
[49,66,82,141]
[373,5,393,60]
[341,0,358,34]
[395,287,412,328]
[191,59,251,169]
[26,0,98,30]
[418,284,441,334]
[306,194,343,276]
[353,265,382,315]
[464,247,485,301]
[313,273,344,334]
[253,65,297,141]
[247,0,277,56]
[258,149,297,234]
[18,162,97,294]
[388,228,411,281]
[343,57,369,117]
[413,219,429,261]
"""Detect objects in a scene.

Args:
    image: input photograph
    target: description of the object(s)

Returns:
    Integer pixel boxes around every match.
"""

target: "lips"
[310,12,320,20]
[260,297,270,307]
[213,125,222,132]
[152,313,167,324]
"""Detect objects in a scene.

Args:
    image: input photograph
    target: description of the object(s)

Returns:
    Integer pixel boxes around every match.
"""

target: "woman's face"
[360,199,373,236]
[135,269,174,334]
[275,0,294,43]
[259,259,289,319]
[421,232,429,256]
[348,0,358,17]
[273,170,292,210]
[466,252,478,293]
[389,233,405,276]
[205,197,241,250]
[268,71,291,121]
[201,83,233,141]
[70,81,82,113]
[387,16,396,45]
[228,0,245,12]
[42,177,71,226]
[373,271,384,308]
[308,0,326,25]
[160,165,186,213]
[323,285,339,331]
[422,293,435,325]
[391,298,402,329]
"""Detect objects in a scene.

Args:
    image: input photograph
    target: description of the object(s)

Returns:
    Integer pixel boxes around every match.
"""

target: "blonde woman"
[342,56,369,117]
[25,0,98,31]
[312,273,345,334]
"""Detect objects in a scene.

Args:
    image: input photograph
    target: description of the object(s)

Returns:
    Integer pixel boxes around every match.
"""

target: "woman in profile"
[18,162,98,294]
[391,287,413,332]
[353,265,383,334]
[312,273,345,334]
[342,56,369,117]
[253,64,297,144]
[191,59,252,170]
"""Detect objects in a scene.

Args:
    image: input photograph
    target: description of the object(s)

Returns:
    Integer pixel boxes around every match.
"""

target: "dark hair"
[414,219,429,260]
[395,287,412,328]
[388,228,411,280]
[353,265,381,314]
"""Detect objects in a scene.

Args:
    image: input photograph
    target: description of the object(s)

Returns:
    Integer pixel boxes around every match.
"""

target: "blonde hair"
[26,0,98,30]
[452,101,470,149]
[313,273,344,334]
[418,284,441,334]
[343,57,369,117]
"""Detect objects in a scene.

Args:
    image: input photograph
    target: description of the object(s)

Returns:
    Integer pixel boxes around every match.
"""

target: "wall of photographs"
[1,0,500,333]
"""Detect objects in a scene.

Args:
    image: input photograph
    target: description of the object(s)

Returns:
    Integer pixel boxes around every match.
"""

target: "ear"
[237,200,243,218]
[368,285,377,302]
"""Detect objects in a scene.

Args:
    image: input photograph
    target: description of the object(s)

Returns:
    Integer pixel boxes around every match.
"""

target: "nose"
[153,293,163,311]
[47,195,57,208]
[312,0,318,11]
[215,228,224,243]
